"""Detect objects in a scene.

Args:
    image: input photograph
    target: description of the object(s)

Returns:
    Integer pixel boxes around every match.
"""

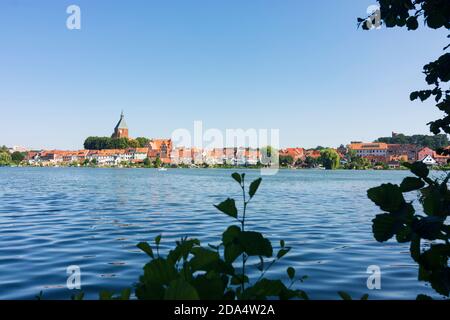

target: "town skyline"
[4,110,447,152]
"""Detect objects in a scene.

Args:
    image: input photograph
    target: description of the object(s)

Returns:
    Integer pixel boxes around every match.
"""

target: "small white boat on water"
[158,167,168,172]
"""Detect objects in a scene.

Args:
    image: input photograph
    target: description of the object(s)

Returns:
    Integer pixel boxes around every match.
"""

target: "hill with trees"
[374,133,449,150]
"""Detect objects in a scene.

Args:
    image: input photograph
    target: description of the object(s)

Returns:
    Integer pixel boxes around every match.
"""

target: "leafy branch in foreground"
[359,0,450,300]
[133,173,309,300]
[368,162,450,298]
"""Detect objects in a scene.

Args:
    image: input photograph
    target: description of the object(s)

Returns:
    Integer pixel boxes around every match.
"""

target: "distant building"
[279,148,305,163]
[417,147,435,162]
[304,149,321,159]
[417,147,450,166]
[347,142,388,163]
[147,139,172,164]
[111,111,129,139]
[421,155,437,166]
[387,144,418,162]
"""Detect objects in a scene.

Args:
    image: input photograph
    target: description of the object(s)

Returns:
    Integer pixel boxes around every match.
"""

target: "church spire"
[112,110,129,138]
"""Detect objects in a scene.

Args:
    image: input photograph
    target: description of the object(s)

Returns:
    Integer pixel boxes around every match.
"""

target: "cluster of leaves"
[368,161,450,297]
[359,2,450,297]
[358,0,450,30]
[133,173,309,300]
[410,52,450,135]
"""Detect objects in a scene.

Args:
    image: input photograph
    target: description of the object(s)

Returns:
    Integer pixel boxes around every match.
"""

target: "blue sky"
[0,0,448,149]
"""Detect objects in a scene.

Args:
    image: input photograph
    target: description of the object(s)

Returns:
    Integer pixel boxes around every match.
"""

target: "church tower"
[112,111,129,139]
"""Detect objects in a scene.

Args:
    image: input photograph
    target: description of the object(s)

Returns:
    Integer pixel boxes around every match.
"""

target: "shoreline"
[0,165,433,171]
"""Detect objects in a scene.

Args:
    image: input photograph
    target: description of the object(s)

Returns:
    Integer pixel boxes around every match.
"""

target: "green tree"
[154,156,162,168]
[319,148,340,170]
[84,136,142,150]
[143,157,151,167]
[136,137,150,148]
[127,139,140,148]
[0,152,12,166]
[11,151,25,163]
[376,134,449,150]
[279,155,294,167]
[304,156,318,168]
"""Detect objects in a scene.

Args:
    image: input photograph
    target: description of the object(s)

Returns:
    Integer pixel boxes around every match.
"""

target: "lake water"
[0,167,442,300]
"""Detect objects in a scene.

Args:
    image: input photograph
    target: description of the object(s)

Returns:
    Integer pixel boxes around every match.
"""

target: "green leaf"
[419,244,450,270]
[297,290,309,300]
[239,231,273,257]
[192,273,228,300]
[410,91,419,101]
[412,216,445,240]
[189,247,220,271]
[231,172,242,184]
[423,190,442,216]
[410,162,429,179]
[372,213,397,242]
[222,225,241,245]
[214,198,238,219]
[249,178,262,198]
[224,243,243,264]
[287,267,295,280]
[406,16,418,30]
[338,291,352,300]
[222,226,243,263]
[396,225,412,243]
[400,177,425,192]
[142,258,178,286]
[137,242,154,258]
[360,294,369,300]
[277,248,291,259]
[280,240,285,248]
[241,279,298,300]
[367,184,404,212]
[155,235,162,246]
[167,238,200,264]
[164,278,200,300]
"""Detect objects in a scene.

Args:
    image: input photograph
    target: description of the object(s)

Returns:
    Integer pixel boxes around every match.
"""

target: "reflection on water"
[0,167,440,299]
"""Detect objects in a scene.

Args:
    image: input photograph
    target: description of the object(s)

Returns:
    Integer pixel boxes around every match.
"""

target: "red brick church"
[112,111,129,139]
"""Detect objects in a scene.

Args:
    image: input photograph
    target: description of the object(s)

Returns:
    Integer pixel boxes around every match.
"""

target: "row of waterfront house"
[24,144,263,167]
[21,141,450,167]
[14,113,450,167]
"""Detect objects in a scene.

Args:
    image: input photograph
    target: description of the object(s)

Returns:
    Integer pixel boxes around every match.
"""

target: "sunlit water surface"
[0,167,444,299]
